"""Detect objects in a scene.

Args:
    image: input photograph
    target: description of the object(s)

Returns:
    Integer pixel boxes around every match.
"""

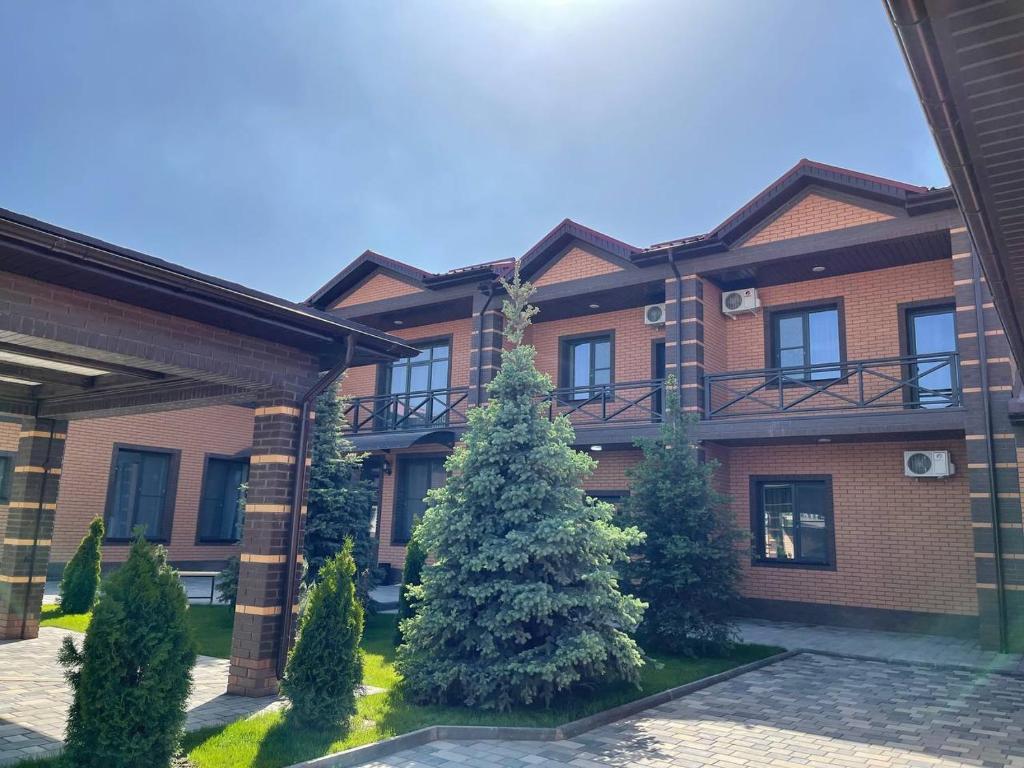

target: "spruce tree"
[396,268,645,710]
[282,539,364,729]
[303,386,376,588]
[58,535,196,768]
[59,517,104,614]
[393,527,427,646]
[621,379,742,655]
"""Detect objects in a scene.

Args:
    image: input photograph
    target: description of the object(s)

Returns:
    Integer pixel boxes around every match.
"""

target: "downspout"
[276,337,357,677]
[474,283,497,405]
[973,255,1009,653]
[667,249,684,405]
[19,416,59,639]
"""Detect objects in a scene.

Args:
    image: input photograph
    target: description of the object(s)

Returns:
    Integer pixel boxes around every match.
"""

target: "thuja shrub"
[59,517,104,614]
[282,539,365,729]
[393,529,427,646]
[58,535,197,768]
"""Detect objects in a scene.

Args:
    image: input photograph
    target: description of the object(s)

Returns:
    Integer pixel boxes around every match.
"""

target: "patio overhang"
[886,0,1024,369]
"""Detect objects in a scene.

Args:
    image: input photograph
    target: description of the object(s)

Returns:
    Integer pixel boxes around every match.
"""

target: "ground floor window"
[587,490,629,509]
[197,456,249,543]
[105,446,179,541]
[0,452,13,503]
[751,476,834,568]
[393,455,446,543]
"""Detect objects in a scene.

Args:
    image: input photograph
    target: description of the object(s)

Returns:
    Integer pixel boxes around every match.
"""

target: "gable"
[740,190,895,248]
[333,272,422,308]
[533,246,624,287]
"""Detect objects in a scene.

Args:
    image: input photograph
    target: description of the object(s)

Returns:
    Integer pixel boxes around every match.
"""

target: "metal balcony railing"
[703,352,961,418]
[545,379,665,426]
[342,387,471,433]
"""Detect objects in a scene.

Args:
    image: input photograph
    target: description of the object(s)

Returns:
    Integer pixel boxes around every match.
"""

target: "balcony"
[703,352,962,419]
[545,379,665,426]
[342,387,471,434]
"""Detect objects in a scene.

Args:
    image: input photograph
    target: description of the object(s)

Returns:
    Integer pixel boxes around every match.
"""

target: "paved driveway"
[363,653,1024,768]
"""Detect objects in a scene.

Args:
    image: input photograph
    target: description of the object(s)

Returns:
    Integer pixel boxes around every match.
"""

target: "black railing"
[703,353,961,418]
[342,387,471,433]
[545,379,665,426]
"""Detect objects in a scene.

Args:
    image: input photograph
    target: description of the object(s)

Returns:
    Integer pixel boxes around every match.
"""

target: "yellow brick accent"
[244,504,291,514]
[250,454,296,465]
[240,553,288,564]
[235,604,282,616]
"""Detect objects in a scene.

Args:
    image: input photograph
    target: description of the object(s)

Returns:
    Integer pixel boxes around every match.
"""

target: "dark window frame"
[391,453,447,545]
[749,474,836,571]
[0,451,14,504]
[195,452,250,545]
[558,330,616,399]
[376,335,454,397]
[103,443,181,544]
[897,298,958,408]
[586,489,630,508]
[764,298,847,381]
[651,338,666,419]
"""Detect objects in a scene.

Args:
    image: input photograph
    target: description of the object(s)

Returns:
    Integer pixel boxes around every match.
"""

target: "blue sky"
[0,1,945,302]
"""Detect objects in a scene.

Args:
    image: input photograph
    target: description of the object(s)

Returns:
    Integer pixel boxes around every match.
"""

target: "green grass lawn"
[41,603,234,659]
[25,611,781,768]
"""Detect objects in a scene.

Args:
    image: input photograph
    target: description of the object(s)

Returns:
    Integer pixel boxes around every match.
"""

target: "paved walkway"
[0,627,283,764]
[364,653,1024,768]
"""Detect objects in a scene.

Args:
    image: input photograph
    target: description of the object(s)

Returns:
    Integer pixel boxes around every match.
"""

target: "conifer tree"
[397,267,645,710]
[59,517,104,614]
[621,379,742,655]
[392,527,427,646]
[58,535,196,768]
[282,540,364,729]
[303,386,375,588]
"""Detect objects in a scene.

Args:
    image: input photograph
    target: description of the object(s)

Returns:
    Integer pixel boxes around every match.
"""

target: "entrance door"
[906,305,956,408]
[393,455,446,544]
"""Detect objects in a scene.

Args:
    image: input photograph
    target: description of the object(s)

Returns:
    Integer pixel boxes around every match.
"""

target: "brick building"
[21,159,1024,656]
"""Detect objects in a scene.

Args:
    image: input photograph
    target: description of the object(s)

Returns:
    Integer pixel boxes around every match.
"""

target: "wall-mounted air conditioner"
[904,450,954,478]
[644,303,666,326]
[722,288,760,317]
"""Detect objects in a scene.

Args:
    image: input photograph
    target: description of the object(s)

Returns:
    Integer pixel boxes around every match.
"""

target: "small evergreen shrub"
[58,535,197,768]
[59,517,105,614]
[621,378,742,656]
[397,268,645,710]
[393,529,427,646]
[216,555,240,607]
[282,539,364,729]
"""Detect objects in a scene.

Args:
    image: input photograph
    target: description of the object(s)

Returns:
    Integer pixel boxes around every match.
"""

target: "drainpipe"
[474,283,497,405]
[19,416,59,639]
[276,337,357,677]
[667,249,684,404]
[973,255,1009,653]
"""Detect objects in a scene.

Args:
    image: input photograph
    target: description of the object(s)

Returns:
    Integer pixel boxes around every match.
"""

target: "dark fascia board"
[305,250,432,309]
[519,219,641,280]
[0,210,415,362]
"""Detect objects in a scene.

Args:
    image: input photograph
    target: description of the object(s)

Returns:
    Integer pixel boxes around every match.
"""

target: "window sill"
[751,558,835,572]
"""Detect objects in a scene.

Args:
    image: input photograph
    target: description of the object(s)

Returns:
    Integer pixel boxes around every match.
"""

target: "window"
[393,455,445,543]
[105,447,178,541]
[561,334,613,400]
[752,477,834,568]
[197,457,249,543]
[382,340,451,427]
[771,305,841,380]
[906,305,957,408]
[0,453,13,503]
[587,490,628,509]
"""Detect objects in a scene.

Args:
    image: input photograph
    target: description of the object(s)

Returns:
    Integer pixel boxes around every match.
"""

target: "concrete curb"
[799,647,1024,679]
[286,648,799,768]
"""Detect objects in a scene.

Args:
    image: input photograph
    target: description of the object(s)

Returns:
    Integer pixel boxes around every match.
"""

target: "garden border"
[287,648,799,768]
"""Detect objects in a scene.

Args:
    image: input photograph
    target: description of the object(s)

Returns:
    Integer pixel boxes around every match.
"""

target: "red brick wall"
[333,272,422,308]
[741,190,894,247]
[534,246,624,287]
[720,259,954,373]
[341,318,475,401]
[719,439,977,617]
[52,405,254,566]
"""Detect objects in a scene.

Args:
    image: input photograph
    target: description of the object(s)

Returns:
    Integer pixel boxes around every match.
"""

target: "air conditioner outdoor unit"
[722,288,760,317]
[904,450,954,478]
[644,303,666,326]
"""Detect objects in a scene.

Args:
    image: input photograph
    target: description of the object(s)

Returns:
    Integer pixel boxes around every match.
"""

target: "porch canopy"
[887,0,1024,370]
[0,208,415,697]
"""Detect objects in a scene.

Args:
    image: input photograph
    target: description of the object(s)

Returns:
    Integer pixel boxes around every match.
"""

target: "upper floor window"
[560,334,613,400]
[753,477,834,568]
[770,304,841,380]
[105,446,178,541]
[906,304,957,408]
[197,456,249,544]
[0,453,13,504]
[381,340,451,427]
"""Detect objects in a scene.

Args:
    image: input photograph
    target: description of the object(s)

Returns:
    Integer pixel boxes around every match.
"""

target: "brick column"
[665,273,705,415]
[468,289,504,406]
[0,418,67,640]
[951,226,1024,651]
[228,399,311,696]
